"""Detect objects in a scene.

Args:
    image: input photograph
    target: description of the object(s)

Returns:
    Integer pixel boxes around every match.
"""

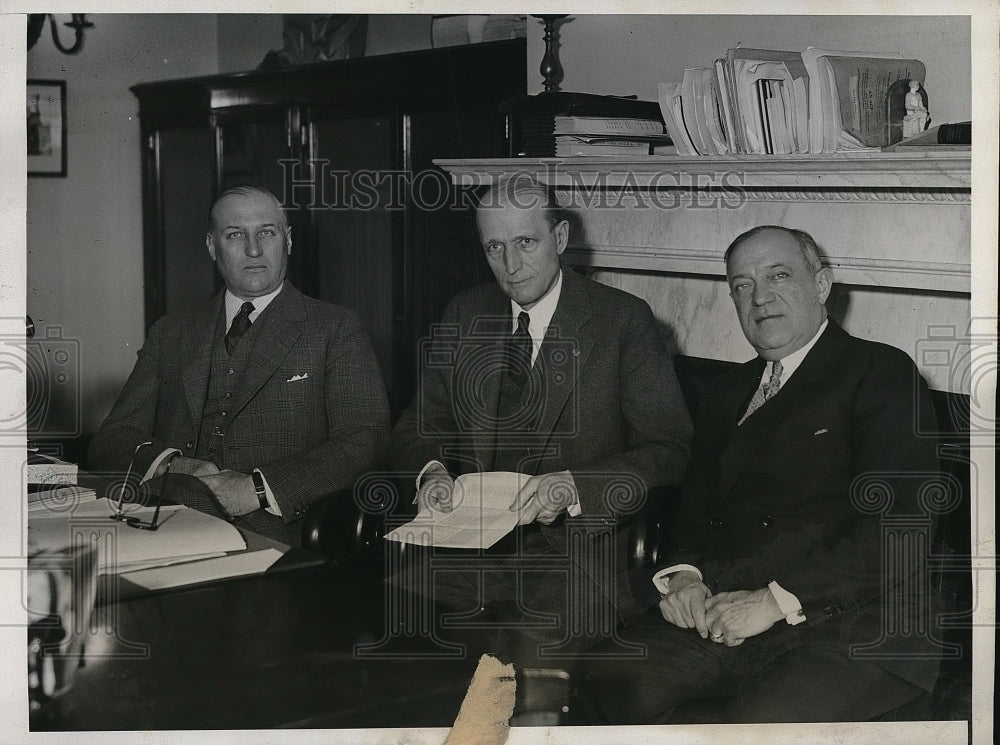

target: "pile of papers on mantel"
[659,46,926,155]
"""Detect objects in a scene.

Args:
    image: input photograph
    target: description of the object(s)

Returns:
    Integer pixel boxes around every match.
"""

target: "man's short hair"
[474,174,563,229]
[724,225,826,274]
[208,184,287,230]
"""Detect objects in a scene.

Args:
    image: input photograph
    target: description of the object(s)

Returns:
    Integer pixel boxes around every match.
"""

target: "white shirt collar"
[510,269,563,362]
[224,282,284,327]
[766,318,828,382]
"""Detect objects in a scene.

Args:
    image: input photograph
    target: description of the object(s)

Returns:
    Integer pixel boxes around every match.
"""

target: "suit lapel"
[469,290,510,472]
[715,322,850,506]
[534,269,593,447]
[180,293,224,425]
[232,283,304,416]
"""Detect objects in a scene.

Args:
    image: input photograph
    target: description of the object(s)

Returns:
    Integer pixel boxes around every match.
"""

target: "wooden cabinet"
[132,40,526,415]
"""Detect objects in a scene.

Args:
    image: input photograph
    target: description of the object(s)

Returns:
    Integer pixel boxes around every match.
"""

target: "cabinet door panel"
[311,115,396,394]
[394,108,507,410]
[159,127,216,321]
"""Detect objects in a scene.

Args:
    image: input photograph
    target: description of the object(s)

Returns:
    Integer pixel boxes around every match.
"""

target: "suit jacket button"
[185,442,194,450]
[709,517,723,529]
[761,514,773,527]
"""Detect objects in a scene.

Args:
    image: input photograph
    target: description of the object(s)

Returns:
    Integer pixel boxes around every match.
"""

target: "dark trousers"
[387,521,637,666]
[575,608,924,724]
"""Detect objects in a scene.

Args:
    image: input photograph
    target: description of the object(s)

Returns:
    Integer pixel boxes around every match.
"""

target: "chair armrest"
[301,476,410,570]
[626,484,683,608]
[300,487,383,569]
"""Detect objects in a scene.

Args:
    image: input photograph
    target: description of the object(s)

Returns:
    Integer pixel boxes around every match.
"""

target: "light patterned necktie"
[738,360,784,425]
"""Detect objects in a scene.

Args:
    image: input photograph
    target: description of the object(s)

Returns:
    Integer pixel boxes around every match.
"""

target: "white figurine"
[902,80,928,138]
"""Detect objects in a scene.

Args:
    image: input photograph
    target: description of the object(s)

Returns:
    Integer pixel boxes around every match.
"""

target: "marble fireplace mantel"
[436,152,971,294]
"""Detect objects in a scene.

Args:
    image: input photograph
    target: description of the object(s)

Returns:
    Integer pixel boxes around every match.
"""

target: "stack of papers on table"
[28,484,99,514]
[385,471,530,550]
[28,498,247,574]
[26,452,78,484]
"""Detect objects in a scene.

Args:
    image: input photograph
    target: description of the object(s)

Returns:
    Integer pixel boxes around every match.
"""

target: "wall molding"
[437,153,971,293]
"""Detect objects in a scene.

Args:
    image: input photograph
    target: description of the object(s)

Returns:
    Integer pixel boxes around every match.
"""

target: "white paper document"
[385,471,530,549]
[28,498,247,574]
[122,548,284,590]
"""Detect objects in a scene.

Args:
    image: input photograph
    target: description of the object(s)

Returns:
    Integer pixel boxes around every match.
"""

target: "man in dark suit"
[89,185,390,547]
[578,225,942,722]
[388,176,693,653]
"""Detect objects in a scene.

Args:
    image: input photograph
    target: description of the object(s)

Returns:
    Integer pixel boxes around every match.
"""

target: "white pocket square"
[813,428,829,436]
[286,373,309,382]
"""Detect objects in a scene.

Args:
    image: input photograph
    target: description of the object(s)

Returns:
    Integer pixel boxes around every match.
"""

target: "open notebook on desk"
[28,498,293,595]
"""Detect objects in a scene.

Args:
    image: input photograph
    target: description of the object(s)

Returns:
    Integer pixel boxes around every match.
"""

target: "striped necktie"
[738,360,784,425]
[505,311,532,388]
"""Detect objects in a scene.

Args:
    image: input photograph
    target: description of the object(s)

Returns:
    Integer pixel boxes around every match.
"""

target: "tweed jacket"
[89,282,390,543]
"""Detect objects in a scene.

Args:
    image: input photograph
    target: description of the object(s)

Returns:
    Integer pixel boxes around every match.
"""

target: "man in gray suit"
[388,176,692,654]
[90,185,390,547]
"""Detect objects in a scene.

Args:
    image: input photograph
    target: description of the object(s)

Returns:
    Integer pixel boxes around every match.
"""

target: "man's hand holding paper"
[416,462,455,514]
[508,469,578,526]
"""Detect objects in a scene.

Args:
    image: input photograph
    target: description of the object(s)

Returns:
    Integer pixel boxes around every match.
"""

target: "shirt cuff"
[414,460,448,498]
[767,580,806,625]
[253,468,281,517]
[564,471,582,516]
[651,564,703,595]
[141,448,182,482]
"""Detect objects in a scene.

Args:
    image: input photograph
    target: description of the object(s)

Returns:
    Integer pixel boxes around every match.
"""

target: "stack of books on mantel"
[660,45,931,155]
[502,92,672,157]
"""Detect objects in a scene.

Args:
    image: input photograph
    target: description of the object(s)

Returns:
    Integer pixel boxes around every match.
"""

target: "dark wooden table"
[31,560,485,730]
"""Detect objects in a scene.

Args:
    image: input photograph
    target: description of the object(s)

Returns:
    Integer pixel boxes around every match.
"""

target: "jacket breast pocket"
[783,426,835,446]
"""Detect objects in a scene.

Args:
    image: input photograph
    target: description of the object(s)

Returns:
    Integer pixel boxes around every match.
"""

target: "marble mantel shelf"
[435,153,971,293]
[435,152,971,192]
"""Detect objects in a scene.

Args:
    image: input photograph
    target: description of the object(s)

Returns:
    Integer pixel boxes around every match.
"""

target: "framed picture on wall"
[27,79,67,177]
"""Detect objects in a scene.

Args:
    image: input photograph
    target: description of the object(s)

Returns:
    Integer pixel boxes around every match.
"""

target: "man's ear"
[815,267,834,304]
[285,226,292,255]
[206,233,216,262]
[554,219,569,255]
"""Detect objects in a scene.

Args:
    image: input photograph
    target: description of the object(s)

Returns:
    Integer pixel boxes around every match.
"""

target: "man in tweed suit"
[388,177,692,655]
[90,185,390,547]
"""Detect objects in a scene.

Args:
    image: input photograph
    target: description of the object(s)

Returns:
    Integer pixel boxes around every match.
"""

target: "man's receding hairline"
[208,185,287,230]
[725,225,825,275]
[475,178,562,230]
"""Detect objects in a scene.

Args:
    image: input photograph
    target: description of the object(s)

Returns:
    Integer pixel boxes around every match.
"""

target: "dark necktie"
[738,360,783,425]
[225,302,255,355]
[506,311,532,388]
